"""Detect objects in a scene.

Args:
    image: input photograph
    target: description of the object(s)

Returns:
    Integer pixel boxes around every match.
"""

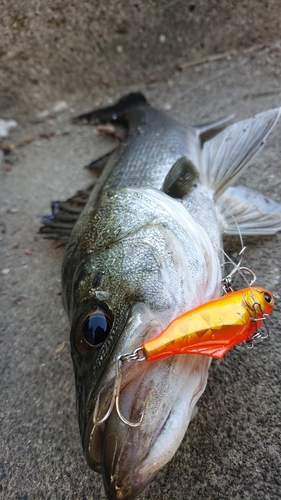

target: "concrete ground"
[1,45,281,499]
[1,1,281,118]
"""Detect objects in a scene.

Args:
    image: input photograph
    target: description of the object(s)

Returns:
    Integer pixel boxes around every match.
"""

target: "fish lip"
[100,401,172,500]
[83,392,107,472]
[83,353,211,499]
[99,355,211,500]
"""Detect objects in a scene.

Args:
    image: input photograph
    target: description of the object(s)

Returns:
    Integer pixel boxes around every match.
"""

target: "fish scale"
[101,107,200,191]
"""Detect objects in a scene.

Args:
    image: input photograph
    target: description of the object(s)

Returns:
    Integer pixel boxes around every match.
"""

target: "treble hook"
[93,349,145,428]
[222,246,256,293]
[244,300,270,349]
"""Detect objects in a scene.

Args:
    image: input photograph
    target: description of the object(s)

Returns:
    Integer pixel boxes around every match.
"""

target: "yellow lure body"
[142,287,274,361]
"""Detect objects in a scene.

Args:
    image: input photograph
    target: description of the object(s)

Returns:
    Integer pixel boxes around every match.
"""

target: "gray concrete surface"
[1,46,281,499]
[1,1,281,117]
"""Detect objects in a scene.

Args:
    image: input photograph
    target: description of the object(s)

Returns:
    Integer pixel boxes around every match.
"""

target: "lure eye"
[82,308,112,346]
[73,306,113,354]
[264,293,273,304]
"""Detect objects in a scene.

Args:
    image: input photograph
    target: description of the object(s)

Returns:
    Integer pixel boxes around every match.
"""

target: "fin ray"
[162,156,199,198]
[194,114,234,142]
[200,107,281,198]
[40,183,95,239]
[217,186,281,235]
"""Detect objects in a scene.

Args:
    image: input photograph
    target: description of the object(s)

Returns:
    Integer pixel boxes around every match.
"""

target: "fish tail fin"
[216,186,281,236]
[199,107,281,199]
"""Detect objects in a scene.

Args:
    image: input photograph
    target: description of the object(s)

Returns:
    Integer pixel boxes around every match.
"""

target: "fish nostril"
[92,270,104,288]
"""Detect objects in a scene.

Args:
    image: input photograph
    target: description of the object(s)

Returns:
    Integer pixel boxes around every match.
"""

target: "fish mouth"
[84,351,211,500]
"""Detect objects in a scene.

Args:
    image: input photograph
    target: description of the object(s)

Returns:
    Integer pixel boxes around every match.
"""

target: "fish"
[41,93,281,499]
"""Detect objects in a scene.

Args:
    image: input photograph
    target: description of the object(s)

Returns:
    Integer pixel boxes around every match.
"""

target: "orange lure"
[93,287,275,428]
[141,287,274,361]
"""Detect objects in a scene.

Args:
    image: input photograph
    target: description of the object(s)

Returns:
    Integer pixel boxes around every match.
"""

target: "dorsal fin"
[73,93,148,125]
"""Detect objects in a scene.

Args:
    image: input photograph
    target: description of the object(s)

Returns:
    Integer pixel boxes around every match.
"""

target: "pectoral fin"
[162,156,199,198]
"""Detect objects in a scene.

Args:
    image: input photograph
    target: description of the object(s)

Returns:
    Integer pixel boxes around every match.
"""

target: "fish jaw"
[101,355,211,500]
[83,303,212,500]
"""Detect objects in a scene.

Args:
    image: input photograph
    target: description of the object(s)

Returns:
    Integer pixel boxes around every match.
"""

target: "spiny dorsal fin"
[73,93,148,125]
[162,156,199,198]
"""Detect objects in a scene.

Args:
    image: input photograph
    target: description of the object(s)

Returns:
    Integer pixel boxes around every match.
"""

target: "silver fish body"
[60,95,281,499]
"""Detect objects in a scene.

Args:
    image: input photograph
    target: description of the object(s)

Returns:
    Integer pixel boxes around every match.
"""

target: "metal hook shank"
[93,355,144,428]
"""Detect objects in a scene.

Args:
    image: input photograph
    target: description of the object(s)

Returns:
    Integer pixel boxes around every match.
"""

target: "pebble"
[163,102,172,111]
[62,125,72,135]
[37,110,49,120]
[0,119,17,138]
[52,101,68,114]
[19,135,35,146]
[1,268,10,274]
[24,248,35,256]
[1,142,15,152]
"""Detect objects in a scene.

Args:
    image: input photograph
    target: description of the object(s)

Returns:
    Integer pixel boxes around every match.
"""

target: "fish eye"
[82,308,112,346]
[264,292,272,304]
[73,306,113,354]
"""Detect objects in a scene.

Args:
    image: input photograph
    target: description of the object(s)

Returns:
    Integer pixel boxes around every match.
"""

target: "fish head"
[62,188,222,499]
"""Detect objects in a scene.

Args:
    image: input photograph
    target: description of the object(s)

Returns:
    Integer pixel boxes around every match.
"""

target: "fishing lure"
[93,286,274,427]
[134,286,274,362]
